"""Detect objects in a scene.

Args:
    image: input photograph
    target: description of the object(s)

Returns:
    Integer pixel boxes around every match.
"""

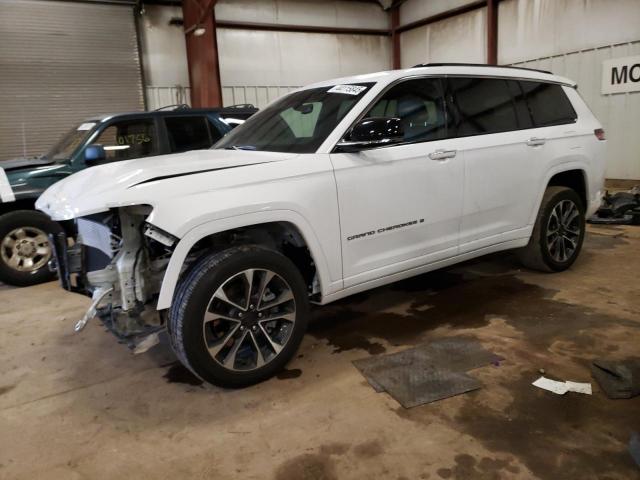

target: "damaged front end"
[50,206,175,351]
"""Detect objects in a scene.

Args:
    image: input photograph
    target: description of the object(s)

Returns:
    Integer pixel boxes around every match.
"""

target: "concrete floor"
[1,225,639,480]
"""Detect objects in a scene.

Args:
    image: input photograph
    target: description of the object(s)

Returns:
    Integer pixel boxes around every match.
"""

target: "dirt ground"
[1,224,639,480]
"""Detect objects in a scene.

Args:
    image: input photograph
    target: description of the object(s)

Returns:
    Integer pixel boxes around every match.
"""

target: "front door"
[330,77,464,287]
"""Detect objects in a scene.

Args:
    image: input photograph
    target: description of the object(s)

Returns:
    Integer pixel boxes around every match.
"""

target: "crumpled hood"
[36,149,296,222]
[0,156,53,172]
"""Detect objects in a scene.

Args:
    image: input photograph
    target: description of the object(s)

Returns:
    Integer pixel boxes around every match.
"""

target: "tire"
[169,245,310,388]
[0,210,62,286]
[517,186,586,272]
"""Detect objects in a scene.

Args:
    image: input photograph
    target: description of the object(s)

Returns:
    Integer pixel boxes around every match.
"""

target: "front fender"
[156,209,342,310]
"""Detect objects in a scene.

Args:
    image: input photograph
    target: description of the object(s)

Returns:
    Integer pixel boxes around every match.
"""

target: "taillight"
[594,128,606,141]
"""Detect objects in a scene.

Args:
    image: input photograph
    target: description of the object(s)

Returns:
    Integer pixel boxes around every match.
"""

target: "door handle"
[428,149,457,161]
[526,137,546,147]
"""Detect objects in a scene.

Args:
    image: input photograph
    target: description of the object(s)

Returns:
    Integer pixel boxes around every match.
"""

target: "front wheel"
[169,245,310,388]
[0,210,61,286]
[517,186,586,272]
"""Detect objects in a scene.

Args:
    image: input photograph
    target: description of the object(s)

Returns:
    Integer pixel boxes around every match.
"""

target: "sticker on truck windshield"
[327,85,368,95]
[77,122,96,131]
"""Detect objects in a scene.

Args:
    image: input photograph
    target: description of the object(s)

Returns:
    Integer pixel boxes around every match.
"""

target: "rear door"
[164,115,220,153]
[330,77,464,287]
[447,76,536,253]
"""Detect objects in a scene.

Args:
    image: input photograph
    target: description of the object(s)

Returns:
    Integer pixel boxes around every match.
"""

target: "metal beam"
[216,20,390,36]
[487,0,498,64]
[391,6,401,69]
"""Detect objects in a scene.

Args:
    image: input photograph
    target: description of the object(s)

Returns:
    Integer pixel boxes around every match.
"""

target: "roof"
[84,105,258,124]
[304,64,576,90]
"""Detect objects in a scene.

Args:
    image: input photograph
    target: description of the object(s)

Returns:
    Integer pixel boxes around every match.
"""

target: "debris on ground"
[353,337,502,408]
[591,358,640,399]
[630,432,640,469]
[532,376,592,395]
[589,186,640,225]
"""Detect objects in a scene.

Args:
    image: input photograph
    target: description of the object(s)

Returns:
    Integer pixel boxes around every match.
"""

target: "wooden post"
[182,0,222,107]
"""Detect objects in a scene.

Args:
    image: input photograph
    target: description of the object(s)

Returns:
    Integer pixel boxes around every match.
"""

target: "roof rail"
[154,104,191,111]
[225,104,255,109]
[411,62,552,75]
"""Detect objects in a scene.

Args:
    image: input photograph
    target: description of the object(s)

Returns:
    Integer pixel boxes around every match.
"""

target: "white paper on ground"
[566,381,592,395]
[533,377,569,394]
[532,376,592,395]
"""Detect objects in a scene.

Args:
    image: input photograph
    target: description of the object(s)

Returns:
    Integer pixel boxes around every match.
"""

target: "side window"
[519,81,577,127]
[448,77,519,136]
[165,116,213,153]
[364,78,448,143]
[93,119,157,162]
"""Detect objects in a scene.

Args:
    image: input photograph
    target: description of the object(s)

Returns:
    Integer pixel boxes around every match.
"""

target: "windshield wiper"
[224,145,256,151]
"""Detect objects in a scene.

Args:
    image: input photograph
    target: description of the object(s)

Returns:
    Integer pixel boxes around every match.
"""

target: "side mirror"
[336,117,404,152]
[84,144,106,165]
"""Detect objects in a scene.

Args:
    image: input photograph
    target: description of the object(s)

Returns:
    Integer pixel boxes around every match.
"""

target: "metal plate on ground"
[353,336,501,407]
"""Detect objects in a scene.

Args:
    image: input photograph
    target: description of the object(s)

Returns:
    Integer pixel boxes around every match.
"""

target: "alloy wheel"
[202,268,297,372]
[546,199,581,263]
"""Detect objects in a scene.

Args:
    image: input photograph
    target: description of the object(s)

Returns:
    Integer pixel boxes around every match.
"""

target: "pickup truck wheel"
[169,245,310,388]
[517,186,585,272]
[0,210,61,286]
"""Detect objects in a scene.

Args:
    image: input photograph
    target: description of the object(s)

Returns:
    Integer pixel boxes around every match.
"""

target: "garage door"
[0,0,145,161]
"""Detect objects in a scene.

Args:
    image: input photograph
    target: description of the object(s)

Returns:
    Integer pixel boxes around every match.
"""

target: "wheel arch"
[529,163,589,225]
[156,210,338,310]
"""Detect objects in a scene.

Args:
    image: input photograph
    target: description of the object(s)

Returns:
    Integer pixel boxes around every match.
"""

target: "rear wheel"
[169,245,310,388]
[517,186,585,272]
[0,210,61,286]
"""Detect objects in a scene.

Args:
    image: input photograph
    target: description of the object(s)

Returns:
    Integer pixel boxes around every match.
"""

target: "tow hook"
[75,287,114,332]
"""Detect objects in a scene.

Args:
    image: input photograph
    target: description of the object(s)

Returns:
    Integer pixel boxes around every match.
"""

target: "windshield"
[46,122,97,161]
[215,83,373,153]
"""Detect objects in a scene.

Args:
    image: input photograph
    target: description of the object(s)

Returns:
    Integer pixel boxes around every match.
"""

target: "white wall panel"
[218,28,391,95]
[400,8,487,67]
[399,0,480,26]
[499,0,640,65]
[139,5,189,88]
[216,0,388,29]
[514,41,640,180]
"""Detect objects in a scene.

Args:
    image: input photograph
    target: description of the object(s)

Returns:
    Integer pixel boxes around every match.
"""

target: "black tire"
[169,245,310,388]
[517,186,585,272]
[0,210,62,286]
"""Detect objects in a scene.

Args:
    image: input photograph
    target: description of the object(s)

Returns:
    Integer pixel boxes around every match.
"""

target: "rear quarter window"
[519,81,577,127]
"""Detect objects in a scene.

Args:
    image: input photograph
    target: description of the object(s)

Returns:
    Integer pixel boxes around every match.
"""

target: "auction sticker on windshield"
[77,122,96,131]
[328,85,368,95]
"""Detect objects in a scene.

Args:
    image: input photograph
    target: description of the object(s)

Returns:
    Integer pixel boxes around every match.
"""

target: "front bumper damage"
[49,208,170,352]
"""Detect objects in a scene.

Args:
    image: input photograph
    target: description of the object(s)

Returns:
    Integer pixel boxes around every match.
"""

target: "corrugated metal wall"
[215,0,391,108]
[139,4,191,110]
[499,0,640,180]
[400,8,487,67]
[0,0,144,161]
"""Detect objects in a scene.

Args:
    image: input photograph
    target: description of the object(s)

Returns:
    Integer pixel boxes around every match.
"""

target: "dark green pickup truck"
[0,105,256,286]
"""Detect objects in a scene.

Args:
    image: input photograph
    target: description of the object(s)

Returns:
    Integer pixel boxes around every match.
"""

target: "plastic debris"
[532,376,592,395]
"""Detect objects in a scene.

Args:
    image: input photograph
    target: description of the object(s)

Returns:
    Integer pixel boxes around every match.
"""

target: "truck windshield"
[215,84,373,153]
[46,122,96,162]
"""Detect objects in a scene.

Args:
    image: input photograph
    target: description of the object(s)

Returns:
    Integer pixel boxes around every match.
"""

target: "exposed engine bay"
[50,206,174,346]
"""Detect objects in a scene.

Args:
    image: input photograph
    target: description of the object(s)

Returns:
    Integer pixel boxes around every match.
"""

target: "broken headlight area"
[50,206,174,347]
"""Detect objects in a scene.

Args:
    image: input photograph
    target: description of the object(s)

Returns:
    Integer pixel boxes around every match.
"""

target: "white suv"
[37,64,606,387]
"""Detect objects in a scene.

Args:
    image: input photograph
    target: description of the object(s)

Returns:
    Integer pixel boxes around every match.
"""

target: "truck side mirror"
[84,144,106,166]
